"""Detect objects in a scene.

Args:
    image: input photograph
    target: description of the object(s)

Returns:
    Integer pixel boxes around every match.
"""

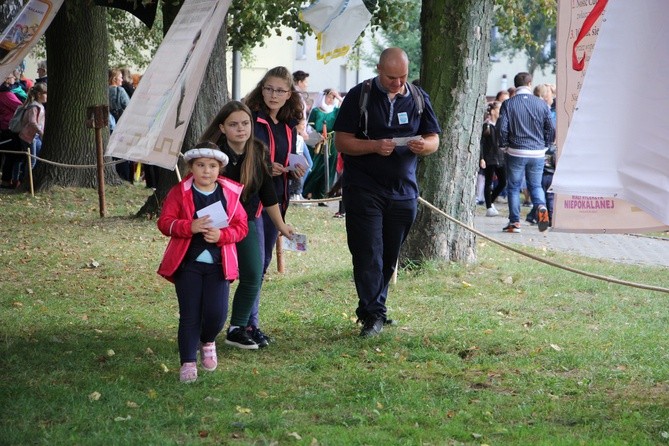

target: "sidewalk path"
[473,212,669,268]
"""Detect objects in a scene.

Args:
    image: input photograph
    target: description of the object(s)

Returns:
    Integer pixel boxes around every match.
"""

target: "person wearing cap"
[157,142,249,383]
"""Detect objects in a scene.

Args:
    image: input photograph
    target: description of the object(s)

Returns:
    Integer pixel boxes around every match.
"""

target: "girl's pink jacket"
[157,174,248,282]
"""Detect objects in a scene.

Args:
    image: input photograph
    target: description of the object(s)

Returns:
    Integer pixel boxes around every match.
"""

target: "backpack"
[358,78,425,138]
[8,104,28,133]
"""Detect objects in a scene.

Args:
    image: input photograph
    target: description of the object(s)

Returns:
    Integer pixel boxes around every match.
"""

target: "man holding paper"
[333,47,441,338]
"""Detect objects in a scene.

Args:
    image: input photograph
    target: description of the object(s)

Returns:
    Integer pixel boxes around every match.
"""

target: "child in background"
[157,143,248,383]
[200,101,295,349]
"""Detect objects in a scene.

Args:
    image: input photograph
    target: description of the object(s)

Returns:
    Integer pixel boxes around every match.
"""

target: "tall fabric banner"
[300,0,373,63]
[106,0,231,170]
[0,0,64,81]
[552,0,668,232]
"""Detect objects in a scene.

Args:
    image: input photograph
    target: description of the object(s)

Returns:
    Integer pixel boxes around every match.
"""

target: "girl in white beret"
[157,142,249,383]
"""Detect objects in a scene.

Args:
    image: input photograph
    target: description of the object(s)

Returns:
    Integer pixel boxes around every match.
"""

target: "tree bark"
[135,9,229,217]
[401,0,494,265]
[35,1,115,190]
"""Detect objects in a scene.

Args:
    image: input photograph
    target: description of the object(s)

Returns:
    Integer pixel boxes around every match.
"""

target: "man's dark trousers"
[343,185,417,322]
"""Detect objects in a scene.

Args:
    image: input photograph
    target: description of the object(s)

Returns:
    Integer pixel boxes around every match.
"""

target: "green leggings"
[229,220,263,326]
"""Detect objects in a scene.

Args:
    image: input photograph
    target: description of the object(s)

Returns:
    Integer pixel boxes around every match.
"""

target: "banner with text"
[552,0,668,232]
[0,0,64,81]
[105,0,231,170]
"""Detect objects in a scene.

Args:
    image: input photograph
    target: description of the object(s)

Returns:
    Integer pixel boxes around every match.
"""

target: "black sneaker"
[360,317,384,337]
[249,326,270,348]
[225,327,259,350]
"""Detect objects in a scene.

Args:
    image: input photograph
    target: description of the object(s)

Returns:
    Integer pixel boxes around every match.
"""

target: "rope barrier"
[417,197,669,294]
[0,148,126,169]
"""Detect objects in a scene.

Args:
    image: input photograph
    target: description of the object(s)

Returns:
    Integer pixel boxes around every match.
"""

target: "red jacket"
[157,174,248,282]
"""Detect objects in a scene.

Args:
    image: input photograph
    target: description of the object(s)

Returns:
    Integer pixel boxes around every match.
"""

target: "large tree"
[401,0,495,264]
[34,1,112,189]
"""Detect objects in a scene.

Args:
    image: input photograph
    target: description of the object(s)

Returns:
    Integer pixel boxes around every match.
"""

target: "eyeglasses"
[262,86,290,97]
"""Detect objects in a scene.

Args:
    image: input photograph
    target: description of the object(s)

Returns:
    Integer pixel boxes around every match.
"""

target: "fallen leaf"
[147,389,157,399]
[114,415,131,422]
[461,281,472,287]
[472,433,483,439]
[199,430,209,438]
[503,276,514,284]
[12,301,23,308]
[126,401,139,408]
[236,405,252,414]
[145,347,154,355]
[550,343,562,351]
[107,349,115,357]
[88,391,101,402]
[376,401,383,409]
[26,288,34,294]
[160,363,169,373]
[287,432,302,440]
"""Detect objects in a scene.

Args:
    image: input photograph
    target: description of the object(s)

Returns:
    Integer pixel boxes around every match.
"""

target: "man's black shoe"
[360,317,384,337]
[384,319,397,326]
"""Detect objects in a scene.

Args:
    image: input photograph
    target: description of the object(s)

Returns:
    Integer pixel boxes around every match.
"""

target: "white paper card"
[282,233,307,252]
[288,154,309,171]
[196,200,228,228]
[392,136,421,146]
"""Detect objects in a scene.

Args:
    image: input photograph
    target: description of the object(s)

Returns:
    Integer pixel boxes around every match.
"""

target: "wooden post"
[86,105,109,218]
[276,234,284,273]
[25,144,34,197]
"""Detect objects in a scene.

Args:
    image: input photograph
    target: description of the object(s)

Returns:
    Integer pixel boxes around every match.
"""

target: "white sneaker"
[485,206,499,217]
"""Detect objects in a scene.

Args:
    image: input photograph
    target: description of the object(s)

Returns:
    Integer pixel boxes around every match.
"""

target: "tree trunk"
[402,0,494,265]
[35,1,115,190]
[135,8,229,217]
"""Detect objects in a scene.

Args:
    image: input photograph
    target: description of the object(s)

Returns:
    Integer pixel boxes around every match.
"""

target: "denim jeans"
[505,154,545,223]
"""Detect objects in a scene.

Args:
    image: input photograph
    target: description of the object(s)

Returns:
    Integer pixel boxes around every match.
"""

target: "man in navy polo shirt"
[333,47,441,337]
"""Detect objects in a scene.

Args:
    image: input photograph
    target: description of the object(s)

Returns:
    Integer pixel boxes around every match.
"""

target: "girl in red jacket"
[157,143,248,383]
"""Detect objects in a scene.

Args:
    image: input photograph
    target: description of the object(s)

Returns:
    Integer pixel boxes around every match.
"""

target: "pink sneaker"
[200,342,218,371]
[180,362,197,383]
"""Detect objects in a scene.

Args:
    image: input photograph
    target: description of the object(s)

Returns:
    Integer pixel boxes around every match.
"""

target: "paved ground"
[473,207,669,268]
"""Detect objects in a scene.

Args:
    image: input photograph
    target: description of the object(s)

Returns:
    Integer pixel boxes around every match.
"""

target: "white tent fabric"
[551,0,669,225]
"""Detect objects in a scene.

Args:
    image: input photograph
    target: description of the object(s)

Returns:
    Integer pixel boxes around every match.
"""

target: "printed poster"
[552,0,668,233]
[0,0,64,81]
[106,0,231,170]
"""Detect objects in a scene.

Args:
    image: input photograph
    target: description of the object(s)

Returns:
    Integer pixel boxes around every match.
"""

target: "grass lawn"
[0,185,668,445]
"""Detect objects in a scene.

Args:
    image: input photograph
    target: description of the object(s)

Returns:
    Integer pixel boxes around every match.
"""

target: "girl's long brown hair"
[243,66,303,123]
[200,101,269,201]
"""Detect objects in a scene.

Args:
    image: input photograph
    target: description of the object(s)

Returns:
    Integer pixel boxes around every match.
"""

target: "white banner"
[552,0,668,233]
[300,0,372,64]
[0,0,64,81]
[105,0,231,170]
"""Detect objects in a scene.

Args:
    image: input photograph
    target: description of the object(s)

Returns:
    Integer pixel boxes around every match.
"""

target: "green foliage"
[364,0,421,81]
[493,0,558,73]
[1,186,668,444]
[107,8,163,70]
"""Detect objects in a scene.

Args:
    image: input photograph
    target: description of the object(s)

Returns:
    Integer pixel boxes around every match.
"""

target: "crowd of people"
[4,54,558,383]
[477,74,557,232]
[0,60,47,189]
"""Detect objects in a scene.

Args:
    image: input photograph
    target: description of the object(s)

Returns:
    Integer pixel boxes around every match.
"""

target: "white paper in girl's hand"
[287,154,308,171]
[196,200,228,228]
[282,233,307,251]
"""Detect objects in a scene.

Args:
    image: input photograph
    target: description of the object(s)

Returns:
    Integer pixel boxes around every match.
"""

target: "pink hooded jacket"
[157,174,248,282]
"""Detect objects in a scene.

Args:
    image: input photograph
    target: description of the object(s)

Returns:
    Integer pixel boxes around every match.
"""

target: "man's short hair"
[514,72,532,88]
[293,70,309,83]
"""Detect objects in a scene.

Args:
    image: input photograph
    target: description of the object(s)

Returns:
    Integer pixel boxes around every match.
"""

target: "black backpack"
[358,78,425,138]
